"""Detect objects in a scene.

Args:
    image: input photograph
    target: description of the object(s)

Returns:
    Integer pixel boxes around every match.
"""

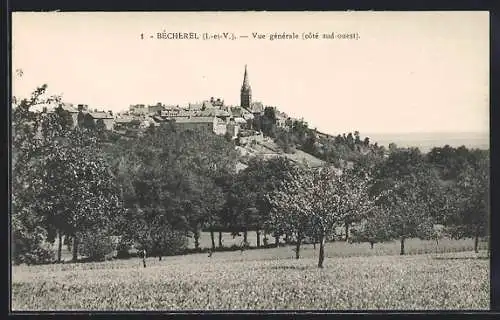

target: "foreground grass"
[12,249,488,311]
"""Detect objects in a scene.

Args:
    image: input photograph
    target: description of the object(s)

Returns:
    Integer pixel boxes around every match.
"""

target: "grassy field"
[50,232,488,262]
[189,232,487,255]
[12,242,489,311]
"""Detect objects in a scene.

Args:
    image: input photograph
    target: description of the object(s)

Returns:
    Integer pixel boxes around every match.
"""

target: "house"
[129,104,148,115]
[148,103,165,115]
[77,104,89,112]
[59,103,79,128]
[88,111,114,131]
[114,116,135,130]
[173,116,219,133]
[233,117,247,125]
[151,115,167,125]
[114,115,153,135]
[249,101,264,114]
[213,117,227,135]
[226,122,240,139]
[230,106,254,127]
[202,100,214,109]
[160,109,191,119]
[188,103,203,111]
[215,109,232,122]
[199,108,231,120]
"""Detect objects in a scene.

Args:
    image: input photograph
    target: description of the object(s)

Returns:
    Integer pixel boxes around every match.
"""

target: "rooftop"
[174,117,215,124]
[89,112,113,119]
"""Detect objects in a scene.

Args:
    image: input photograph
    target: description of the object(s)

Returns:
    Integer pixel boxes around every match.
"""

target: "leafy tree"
[268,165,381,267]
[261,107,277,137]
[12,85,120,263]
[275,128,295,154]
[230,156,296,247]
[373,148,442,255]
[12,85,60,264]
[112,125,237,254]
[445,151,489,253]
[427,145,471,181]
[350,206,391,249]
[34,128,122,261]
[79,227,116,261]
[337,167,377,241]
[12,203,55,265]
[267,164,312,258]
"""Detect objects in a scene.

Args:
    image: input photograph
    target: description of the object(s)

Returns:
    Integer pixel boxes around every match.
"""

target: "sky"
[12,11,489,135]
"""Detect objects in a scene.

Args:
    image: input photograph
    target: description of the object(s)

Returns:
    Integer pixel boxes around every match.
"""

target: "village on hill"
[40,65,330,169]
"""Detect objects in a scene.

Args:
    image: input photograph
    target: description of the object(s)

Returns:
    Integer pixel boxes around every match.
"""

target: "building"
[202,100,213,109]
[60,103,79,128]
[200,108,231,121]
[202,97,225,109]
[213,117,227,135]
[240,64,252,109]
[173,116,217,133]
[249,101,264,115]
[114,116,135,130]
[88,111,114,131]
[160,109,191,119]
[188,103,203,111]
[210,97,224,107]
[77,104,89,112]
[226,122,240,139]
[130,104,148,115]
[148,103,165,115]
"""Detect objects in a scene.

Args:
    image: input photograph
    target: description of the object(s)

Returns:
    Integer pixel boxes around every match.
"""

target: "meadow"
[12,239,489,311]
[189,232,488,256]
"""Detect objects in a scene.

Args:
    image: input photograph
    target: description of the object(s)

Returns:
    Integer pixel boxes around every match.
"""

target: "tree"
[275,128,295,154]
[373,148,442,255]
[427,145,471,181]
[262,107,277,137]
[112,125,237,254]
[388,142,398,153]
[267,164,309,258]
[337,167,376,242]
[231,156,297,248]
[445,151,489,253]
[268,164,381,267]
[12,85,121,263]
[12,85,63,264]
[34,128,122,261]
[350,206,391,249]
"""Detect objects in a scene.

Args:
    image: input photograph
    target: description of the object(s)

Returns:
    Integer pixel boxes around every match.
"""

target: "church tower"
[240,64,252,109]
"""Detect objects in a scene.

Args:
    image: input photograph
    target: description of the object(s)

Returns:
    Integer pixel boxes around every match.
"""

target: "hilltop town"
[46,65,331,168]
[56,66,288,138]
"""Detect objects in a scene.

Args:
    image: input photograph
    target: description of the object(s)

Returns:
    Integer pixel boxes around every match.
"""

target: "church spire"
[242,64,250,90]
[240,64,252,108]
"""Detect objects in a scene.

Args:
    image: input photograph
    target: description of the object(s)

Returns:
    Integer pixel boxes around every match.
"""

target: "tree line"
[12,86,489,267]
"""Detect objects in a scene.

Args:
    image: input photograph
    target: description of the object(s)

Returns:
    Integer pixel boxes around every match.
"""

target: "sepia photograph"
[10,11,490,311]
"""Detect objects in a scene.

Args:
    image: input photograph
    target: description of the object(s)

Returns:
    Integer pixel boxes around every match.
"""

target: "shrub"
[115,239,133,259]
[12,216,55,265]
[78,230,116,262]
[136,229,189,258]
[157,230,189,256]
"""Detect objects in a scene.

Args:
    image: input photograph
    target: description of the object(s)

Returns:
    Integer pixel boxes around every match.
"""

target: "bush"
[79,230,116,262]
[137,229,189,258]
[13,245,55,265]
[115,239,132,259]
[12,217,55,265]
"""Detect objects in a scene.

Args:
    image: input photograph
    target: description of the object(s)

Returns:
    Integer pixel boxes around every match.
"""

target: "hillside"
[236,136,326,169]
